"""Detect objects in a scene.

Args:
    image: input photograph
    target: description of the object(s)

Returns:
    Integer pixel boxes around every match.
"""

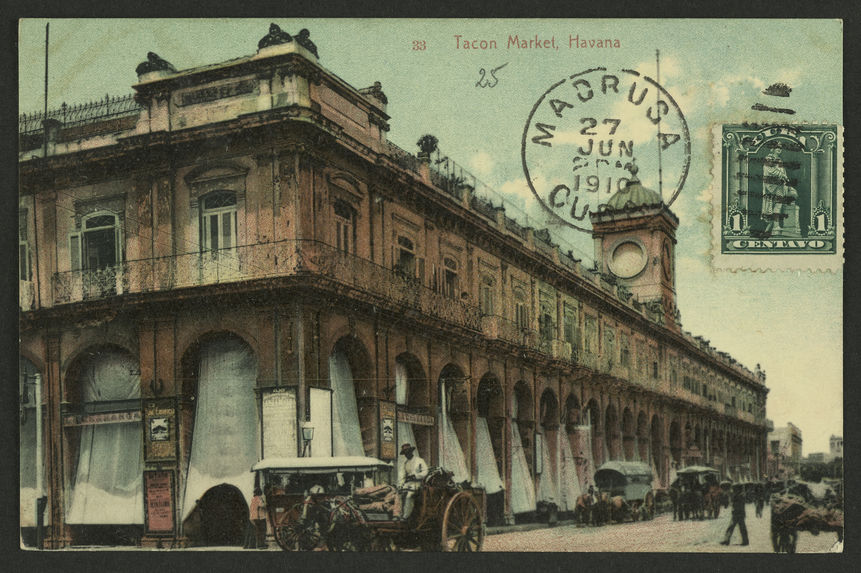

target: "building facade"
[18,25,769,548]
[768,422,803,479]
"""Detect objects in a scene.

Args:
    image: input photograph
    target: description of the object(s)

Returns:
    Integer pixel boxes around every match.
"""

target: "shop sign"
[379,400,396,460]
[63,410,141,426]
[397,410,435,427]
[178,79,256,106]
[144,470,176,535]
[144,399,177,462]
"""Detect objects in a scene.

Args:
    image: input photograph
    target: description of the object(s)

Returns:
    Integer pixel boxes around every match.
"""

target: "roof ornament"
[258,23,293,50]
[135,52,176,76]
[296,28,319,57]
[623,158,640,184]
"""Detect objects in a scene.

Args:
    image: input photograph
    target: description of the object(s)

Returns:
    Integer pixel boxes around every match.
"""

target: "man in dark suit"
[720,483,749,546]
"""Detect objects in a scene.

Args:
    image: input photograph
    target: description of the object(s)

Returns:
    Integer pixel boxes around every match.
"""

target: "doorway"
[197,484,248,546]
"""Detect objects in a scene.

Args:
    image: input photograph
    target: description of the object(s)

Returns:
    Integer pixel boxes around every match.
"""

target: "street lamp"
[301,418,315,457]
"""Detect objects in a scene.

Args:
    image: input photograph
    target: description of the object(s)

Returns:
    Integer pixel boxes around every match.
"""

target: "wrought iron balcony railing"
[49,240,482,332]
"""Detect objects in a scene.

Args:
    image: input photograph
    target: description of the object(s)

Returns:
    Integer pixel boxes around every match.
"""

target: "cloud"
[468,151,496,178]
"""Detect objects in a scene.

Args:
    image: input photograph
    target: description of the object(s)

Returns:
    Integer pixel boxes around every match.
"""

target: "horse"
[608,496,631,523]
[669,486,680,520]
[591,492,610,526]
[703,484,723,519]
[574,493,594,525]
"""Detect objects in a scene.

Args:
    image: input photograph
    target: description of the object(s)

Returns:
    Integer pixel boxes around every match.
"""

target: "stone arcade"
[18,25,768,548]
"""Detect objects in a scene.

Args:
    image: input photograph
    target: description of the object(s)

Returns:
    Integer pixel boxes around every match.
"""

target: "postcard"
[17,18,843,553]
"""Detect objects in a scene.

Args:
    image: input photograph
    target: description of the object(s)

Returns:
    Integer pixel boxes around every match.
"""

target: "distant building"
[830,435,843,459]
[768,422,803,478]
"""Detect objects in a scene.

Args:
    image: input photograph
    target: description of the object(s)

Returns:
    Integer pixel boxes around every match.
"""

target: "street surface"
[483,503,840,553]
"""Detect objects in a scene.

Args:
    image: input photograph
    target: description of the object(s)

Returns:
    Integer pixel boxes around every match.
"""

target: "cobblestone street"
[483,504,841,553]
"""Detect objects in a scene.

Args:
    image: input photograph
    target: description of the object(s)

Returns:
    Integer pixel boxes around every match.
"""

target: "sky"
[18,19,843,453]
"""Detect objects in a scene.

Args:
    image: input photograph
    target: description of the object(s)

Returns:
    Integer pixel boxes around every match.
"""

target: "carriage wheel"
[441,492,484,552]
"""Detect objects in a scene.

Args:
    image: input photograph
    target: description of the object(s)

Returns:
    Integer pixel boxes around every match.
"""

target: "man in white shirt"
[399,443,428,519]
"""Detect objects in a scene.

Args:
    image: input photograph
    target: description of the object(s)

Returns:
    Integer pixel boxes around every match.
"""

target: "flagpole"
[656,49,664,199]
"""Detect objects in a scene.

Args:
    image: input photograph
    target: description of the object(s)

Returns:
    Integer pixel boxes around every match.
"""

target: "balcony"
[48,240,482,332]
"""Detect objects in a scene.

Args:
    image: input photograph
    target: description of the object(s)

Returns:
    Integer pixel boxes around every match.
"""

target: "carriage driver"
[399,443,428,519]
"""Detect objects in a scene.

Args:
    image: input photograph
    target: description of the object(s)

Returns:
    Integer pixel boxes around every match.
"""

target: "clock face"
[609,241,647,279]
[662,241,673,281]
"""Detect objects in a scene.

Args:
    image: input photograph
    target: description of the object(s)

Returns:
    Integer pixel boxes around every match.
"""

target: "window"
[443,257,459,299]
[201,191,237,253]
[539,304,554,342]
[584,315,597,354]
[480,275,495,315]
[69,212,122,275]
[653,361,659,379]
[334,200,355,254]
[620,333,630,367]
[19,210,31,282]
[396,236,416,276]
[514,289,528,330]
[563,304,578,350]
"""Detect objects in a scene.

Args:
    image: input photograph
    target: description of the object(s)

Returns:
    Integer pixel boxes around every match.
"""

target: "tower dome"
[604,179,663,211]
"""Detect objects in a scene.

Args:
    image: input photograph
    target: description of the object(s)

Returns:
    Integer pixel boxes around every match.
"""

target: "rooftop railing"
[18,93,142,136]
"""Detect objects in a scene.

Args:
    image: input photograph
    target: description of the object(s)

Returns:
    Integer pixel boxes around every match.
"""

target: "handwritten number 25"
[476,63,509,88]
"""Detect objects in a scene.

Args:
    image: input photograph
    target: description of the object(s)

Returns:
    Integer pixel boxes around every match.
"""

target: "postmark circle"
[521,67,691,232]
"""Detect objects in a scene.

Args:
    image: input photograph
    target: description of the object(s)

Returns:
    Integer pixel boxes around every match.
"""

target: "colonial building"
[768,422,803,478]
[18,24,769,548]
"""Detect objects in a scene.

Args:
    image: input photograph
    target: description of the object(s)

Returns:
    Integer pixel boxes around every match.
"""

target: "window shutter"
[418,257,425,283]
[69,233,81,271]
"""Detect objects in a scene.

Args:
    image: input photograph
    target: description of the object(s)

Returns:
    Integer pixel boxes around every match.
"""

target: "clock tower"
[590,173,679,329]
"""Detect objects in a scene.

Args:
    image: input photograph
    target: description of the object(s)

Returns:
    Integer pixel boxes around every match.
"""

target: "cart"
[251,457,486,552]
[593,461,655,521]
[672,465,724,520]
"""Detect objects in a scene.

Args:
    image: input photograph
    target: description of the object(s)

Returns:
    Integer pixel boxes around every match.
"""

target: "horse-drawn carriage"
[591,461,656,523]
[671,466,725,520]
[252,456,486,552]
[770,480,843,553]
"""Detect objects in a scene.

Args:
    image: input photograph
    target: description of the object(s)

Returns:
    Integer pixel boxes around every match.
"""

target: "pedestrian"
[755,483,765,518]
[720,484,749,546]
[249,487,267,549]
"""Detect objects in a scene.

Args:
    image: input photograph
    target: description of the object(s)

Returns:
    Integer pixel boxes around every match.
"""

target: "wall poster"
[262,387,298,459]
[143,398,177,462]
[379,400,396,460]
[143,469,175,536]
[309,387,333,457]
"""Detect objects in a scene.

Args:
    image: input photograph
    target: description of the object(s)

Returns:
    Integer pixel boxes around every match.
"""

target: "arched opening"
[438,363,470,483]
[636,411,649,462]
[622,407,634,461]
[194,484,248,546]
[670,421,682,466]
[180,333,258,542]
[559,393,584,511]
[604,404,620,461]
[64,345,143,545]
[395,353,430,480]
[650,415,663,485]
[585,399,602,467]
[537,388,560,512]
[510,381,536,517]
[330,336,374,457]
[476,373,505,525]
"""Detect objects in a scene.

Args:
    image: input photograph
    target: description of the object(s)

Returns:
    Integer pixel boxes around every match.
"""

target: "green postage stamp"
[711,123,843,271]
